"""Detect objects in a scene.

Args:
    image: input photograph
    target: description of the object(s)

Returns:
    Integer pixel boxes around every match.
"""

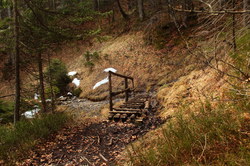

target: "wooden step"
[125,101,146,104]
[120,103,145,106]
[113,108,143,112]
[119,104,144,108]
[121,114,128,119]
[110,110,142,114]
[119,105,143,109]
[113,114,121,120]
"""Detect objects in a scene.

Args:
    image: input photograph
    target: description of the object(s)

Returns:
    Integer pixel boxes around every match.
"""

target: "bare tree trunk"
[38,52,47,113]
[47,53,55,112]
[112,8,115,22]
[8,6,11,17]
[13,0,20,124]
[137,0,145,21]
[0,0,2,20]
[52,0,56,9]
[93,0,99,10]
[116,0,129,19]
[48,0,56,9]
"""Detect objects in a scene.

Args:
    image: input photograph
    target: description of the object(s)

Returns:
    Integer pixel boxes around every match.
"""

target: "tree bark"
[116,0,129,19]
[13,0,20,124]
[0,0,2,20]
[8,6,11,17]
[93,0,99,10]
[137,0,145,21]
[47,53,55,112]
[38,52,47,113]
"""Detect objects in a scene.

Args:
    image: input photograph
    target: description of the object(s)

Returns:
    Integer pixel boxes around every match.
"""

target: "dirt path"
[21,98,165,166]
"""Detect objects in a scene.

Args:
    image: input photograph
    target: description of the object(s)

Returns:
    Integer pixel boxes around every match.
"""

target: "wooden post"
[125,78,129,102]
[109,71,113,111]
[132,78,135,97]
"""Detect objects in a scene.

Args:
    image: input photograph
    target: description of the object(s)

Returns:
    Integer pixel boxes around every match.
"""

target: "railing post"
[109,71,113,111]
[125,78,129,102]
[132,78,135,97]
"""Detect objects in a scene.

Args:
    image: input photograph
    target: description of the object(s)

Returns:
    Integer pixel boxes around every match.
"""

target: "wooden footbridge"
[108,71,151,122]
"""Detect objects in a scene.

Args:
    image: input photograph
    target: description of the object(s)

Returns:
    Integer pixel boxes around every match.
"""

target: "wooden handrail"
[109,71,135,111]
[109,71,133,80]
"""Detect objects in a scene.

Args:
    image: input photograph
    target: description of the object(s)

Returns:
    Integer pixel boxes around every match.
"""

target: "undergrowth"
[0,100,14,124]
[0,113,69,164]
[126,100,250,166]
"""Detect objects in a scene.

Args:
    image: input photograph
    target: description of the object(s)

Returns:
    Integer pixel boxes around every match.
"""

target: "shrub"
[45,59,71,95]
[83,51,100,70]
[0,100,14,124]
[0,113,69,163]
[72,88,82,97]
[45,86,60,98]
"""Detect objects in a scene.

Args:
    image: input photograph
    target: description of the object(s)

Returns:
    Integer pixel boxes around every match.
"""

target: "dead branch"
[172,8,250,14]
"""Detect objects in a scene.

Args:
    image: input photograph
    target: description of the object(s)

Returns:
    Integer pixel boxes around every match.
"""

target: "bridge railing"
[108,71,135,111]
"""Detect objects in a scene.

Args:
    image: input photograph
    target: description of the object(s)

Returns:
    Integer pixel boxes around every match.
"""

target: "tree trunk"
[13,0,20,124]
[38,52,47,113]
[137,0,144,21]
[0,0,2,20]
[8,6,11,17]
[116,0,129,19]
[52,0,56,9]
[47,53,55,112]
[48,0,56,9]
[93,0,99,10]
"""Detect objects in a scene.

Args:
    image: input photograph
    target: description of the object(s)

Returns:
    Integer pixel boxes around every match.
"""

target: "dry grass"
[157,68,227,118]
[54,27,206,100]
[118,98,250,166]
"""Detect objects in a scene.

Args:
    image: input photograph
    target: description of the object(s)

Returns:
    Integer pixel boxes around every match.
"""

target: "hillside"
[0,0,249,165]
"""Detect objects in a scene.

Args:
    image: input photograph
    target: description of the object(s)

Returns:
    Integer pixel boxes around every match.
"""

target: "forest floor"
[20,98,166,166]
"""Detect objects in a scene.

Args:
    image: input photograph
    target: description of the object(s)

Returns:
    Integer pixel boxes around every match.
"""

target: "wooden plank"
[109,71,133,80]
[130,114,136,119]
[121,114,128,119]
[125,101,146,104]
[120,103,145,107]
[110,110,141,114]
[113,108,143,111]
[114,113,121,119]
[119,105,144,109]
[108,114,114,120]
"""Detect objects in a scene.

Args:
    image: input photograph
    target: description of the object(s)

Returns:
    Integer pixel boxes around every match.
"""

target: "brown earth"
[19,110,166,166]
